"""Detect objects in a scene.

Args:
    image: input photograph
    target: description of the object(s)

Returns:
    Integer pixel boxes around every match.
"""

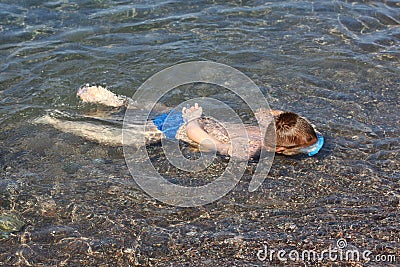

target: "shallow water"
[0,0,399,266]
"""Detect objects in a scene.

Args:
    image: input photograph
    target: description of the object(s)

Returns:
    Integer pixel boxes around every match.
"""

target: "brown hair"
[275,112,317,149]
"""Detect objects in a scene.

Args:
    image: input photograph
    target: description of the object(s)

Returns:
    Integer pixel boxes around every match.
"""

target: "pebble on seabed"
[0,213,25,239]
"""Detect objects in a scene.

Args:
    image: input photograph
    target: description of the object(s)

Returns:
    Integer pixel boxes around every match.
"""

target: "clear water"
[0,0,399,266]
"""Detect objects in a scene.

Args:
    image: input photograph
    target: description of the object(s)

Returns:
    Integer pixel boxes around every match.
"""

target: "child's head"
[274,112,318,155]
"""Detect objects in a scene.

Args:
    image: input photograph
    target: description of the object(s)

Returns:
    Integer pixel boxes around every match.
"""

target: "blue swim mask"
[299,132,324,156]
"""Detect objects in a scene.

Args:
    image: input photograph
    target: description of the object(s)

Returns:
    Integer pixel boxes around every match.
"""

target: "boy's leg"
[34,85,168,146]
[34,114,163,147]
[77,84,170,113]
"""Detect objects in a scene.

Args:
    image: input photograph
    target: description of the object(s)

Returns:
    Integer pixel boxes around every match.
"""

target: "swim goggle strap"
[299,131,324,156]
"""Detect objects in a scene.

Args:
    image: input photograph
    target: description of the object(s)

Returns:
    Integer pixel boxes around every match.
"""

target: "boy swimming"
[36,84,323,159]
[180,103,324,158]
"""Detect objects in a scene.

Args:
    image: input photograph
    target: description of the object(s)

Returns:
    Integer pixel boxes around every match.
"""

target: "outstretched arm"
[182,104,231,155]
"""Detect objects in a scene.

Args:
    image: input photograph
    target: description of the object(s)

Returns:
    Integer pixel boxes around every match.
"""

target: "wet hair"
[275,112,317,152]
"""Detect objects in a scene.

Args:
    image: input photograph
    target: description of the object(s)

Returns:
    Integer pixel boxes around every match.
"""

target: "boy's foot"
[182,103,202,124]
[77,84,127,107]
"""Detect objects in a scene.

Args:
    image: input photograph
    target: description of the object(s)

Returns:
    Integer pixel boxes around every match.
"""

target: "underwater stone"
[0,214,25,239]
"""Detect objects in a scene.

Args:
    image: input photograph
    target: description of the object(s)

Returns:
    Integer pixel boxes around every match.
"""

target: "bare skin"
[182,103,231,155]
[182,103,283,157]
[181,104,319,157]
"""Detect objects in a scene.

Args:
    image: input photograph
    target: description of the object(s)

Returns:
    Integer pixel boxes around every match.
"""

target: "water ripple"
[0,2,399,264]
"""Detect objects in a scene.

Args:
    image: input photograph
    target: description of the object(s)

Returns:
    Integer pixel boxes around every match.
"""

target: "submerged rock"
[0,213,25,239]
